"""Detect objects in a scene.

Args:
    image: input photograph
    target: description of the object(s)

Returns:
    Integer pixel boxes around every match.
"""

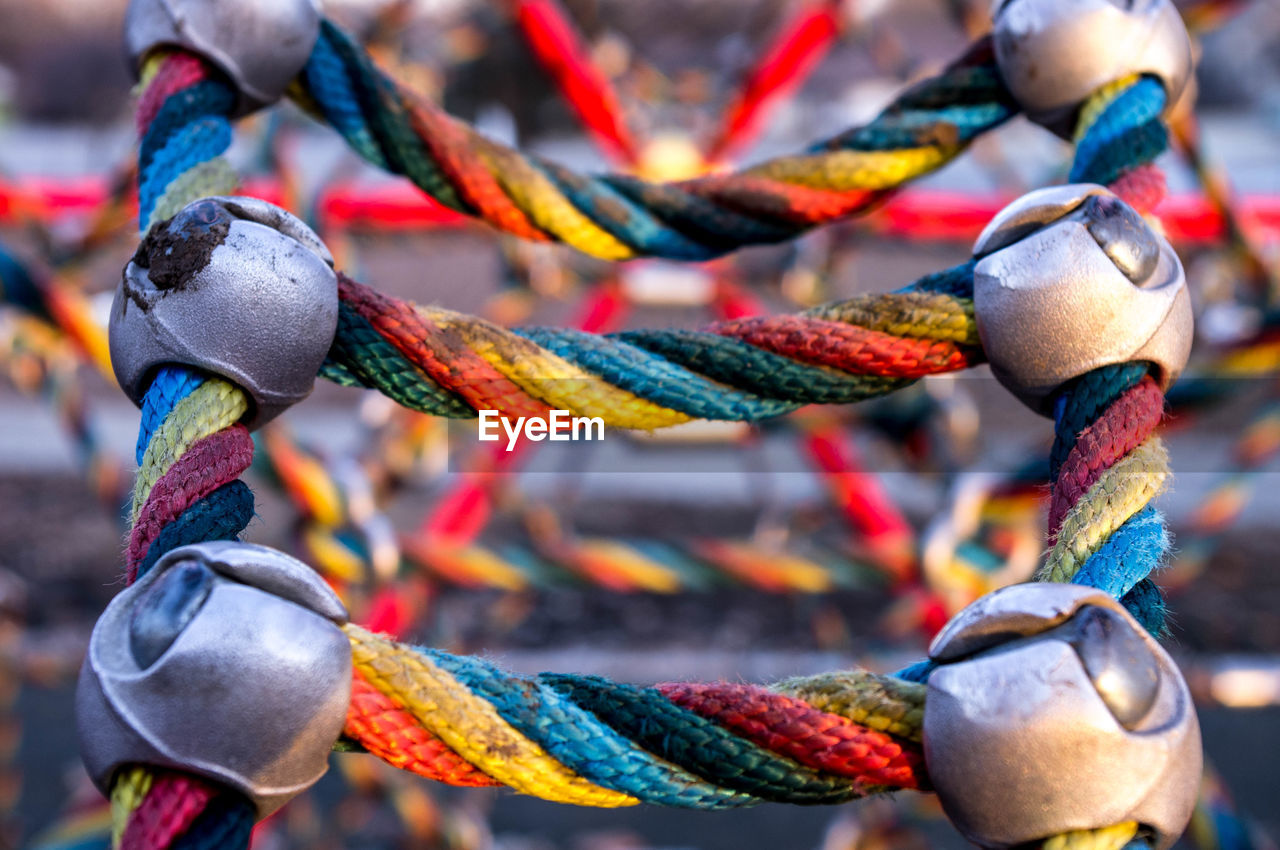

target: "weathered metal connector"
[972,184,1191,414]
[110,196,339,429]
[990,0,1193,138]
[923,583,1201,850]
[76,542,352,818]
[124,0,321,116]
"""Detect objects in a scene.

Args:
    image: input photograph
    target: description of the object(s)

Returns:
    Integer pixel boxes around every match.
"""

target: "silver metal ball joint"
[124,0,322,117]
[76,542,352,819]
[110,196,339,430]
[972,184,1192,415]
[990,0,1194,139]
[923,583,1202,850]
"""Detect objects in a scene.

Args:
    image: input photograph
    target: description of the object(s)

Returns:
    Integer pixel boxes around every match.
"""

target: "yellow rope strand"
[1040,437,1170,584]
[806,293,978,345]
[130,380,248,522]
[1074,75,1144,145]
[425,307,693,429]
[746,145,958,191]
[1043,822,1140,850]
[346,624,638,807]
[150,159,240,228]
[473,136,635,260]
[771,671,926,743]
[109,766,153,848]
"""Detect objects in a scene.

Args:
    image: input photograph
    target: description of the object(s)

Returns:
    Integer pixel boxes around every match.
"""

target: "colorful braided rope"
[111,52,261,829]
[1030,74,1177,642]
[325,271,981,424]
[110,369,259,848]
[103,17,1184,850]
[295,22,1018,260]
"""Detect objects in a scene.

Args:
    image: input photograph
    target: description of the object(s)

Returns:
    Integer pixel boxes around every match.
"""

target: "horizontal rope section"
[324,267,982,423]
[343,625,926,807]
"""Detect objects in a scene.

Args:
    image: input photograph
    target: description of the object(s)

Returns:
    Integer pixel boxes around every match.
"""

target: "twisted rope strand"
[1041,438,1171,584]
[656,682,925,790]
[344,630,934,811]
[327,271,981,424]
[297,23,1017,259]
[771,672,926,743]
[1047,377,1165,539]
[129,379,246,523]
[1033,71,1177,646]
[125,425,254,580]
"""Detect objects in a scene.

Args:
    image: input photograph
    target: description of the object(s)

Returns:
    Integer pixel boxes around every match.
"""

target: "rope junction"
[78,7,1201,850]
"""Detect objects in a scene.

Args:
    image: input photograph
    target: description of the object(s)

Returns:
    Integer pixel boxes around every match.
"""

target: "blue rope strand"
[1071,506,1169,600]
[901,260,975,297]
[301,28,388,169]
[138,117,233,228]
[538,161,719,260]
[138,81,236,171]
[1120,578,1167,637]
[1070,77,1168,186]
[168,792,254,850]
[137,367,206,464]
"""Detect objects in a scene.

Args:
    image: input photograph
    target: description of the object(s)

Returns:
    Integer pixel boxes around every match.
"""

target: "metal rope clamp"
[922,583,1201,849]
[972,184,1192,414]
[124,0,321,116]
[76,542,352,818]
[990,0,1193,138]
[110,196,339,429]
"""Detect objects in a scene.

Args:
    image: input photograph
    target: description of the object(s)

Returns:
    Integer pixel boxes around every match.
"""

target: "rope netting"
[77,9,1194,850]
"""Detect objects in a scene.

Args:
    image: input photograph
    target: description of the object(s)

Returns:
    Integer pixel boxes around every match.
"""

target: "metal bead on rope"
[972,184,1192,413]
[990,0,1193,138]
[125,0,321,116]
[922,583,1201,849]
[109,196,339,429]
[76,542,352,818]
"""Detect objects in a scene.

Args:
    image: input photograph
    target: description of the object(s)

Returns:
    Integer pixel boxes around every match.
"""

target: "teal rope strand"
[540,674,861,804]
[427,652,755,808]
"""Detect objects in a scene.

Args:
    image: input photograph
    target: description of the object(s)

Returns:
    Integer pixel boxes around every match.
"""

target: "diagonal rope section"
[294,23,1018,260]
